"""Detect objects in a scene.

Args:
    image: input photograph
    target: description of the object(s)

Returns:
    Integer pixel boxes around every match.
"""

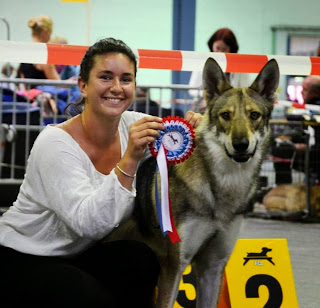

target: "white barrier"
[1,40,320,75]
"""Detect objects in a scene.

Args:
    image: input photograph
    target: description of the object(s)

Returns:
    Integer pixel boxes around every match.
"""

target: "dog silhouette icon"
[243,247,275,265]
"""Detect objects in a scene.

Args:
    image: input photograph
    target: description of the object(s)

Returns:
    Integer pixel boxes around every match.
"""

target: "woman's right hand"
[126,116,164,162]
[115,116,164,189]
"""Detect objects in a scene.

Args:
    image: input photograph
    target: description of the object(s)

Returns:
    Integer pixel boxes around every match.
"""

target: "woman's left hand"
[185,110,203,127]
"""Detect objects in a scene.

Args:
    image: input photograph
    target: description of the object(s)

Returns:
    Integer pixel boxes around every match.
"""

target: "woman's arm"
[36,63,61,80]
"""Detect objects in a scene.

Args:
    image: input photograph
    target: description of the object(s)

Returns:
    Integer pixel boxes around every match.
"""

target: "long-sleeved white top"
[0,111,145,257]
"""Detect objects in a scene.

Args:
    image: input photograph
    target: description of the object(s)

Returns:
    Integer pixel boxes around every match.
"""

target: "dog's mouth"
[225,144,257,163]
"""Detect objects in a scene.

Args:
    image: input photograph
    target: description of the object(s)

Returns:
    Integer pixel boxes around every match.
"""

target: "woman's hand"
[118,116,164,174]
[116,116,164,189]
[185,110,203,128]
[127,116,164,161]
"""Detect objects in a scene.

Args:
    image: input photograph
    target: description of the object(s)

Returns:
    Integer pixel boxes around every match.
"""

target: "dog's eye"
[250,112,261,121]
[220,112,230,121]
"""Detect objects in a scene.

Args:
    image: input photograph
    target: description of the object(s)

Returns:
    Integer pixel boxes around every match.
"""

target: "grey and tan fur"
[108,58,280,307]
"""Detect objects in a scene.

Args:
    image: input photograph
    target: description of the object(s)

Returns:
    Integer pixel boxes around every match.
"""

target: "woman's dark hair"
[207,28,239,53]
[65,37,137,116]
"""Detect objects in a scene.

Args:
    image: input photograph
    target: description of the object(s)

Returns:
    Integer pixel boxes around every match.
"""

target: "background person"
[298,75,320,182]
[15,15,60,116]
[1,63,16,91]
[301,75,320,106]
[188,27,251,112]
[272,75,320,185]
[50,35,80,81]
[38,35,82,115]
[17,15,60,84]
[0,37,201,307]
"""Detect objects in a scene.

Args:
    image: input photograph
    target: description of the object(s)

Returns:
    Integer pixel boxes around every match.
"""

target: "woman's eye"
[250,111,261,120]
[101,75,112,80]
[220,112,230,121]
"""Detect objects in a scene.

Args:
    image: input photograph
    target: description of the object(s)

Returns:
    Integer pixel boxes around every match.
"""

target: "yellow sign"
[174,264,197,307]
[225,238,298,308]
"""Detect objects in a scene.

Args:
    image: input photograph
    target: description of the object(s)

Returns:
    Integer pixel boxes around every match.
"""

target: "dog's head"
[201,58,279,163]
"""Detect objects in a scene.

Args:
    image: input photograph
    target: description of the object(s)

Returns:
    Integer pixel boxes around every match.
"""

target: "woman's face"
[79,53,136,118]
[212,40,231,53]
[39,29,51,43]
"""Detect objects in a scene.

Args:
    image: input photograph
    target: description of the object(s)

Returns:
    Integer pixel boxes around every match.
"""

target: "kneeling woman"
[0,37,201,307]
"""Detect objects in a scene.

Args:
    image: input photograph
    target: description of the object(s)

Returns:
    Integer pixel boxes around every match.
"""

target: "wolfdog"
[108,58,280,307]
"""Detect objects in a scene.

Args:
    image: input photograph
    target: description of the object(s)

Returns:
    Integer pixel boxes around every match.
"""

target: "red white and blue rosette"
[149,115,195,164]
[148,116,195,244]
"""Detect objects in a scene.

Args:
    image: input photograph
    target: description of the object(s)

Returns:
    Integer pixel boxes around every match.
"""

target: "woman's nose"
[111,78,122,92]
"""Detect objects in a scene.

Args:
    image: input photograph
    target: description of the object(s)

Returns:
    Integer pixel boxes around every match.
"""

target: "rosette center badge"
[149,116,195,164]
[162,131,184,151]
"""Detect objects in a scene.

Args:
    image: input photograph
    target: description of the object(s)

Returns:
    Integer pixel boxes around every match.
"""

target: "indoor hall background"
[1,0,320,99]
[1,79,320,308]
[1,0,320,307]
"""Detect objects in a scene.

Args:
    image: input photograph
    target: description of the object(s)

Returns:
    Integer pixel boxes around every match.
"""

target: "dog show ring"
[149,115,195,164]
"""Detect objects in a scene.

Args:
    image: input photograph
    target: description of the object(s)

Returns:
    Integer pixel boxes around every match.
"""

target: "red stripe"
[266,155,292,163]
[138,49,182,71]
[226,54,269,73]
[167,183,181,244]
[47,43,89,65]
[310,56,320,75]
[292,103,305,109]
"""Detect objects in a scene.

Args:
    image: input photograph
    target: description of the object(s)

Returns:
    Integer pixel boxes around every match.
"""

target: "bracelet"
[116,163,136,178]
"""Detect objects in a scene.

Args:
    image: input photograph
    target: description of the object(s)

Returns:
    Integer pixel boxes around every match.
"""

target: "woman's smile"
[104,97,124,104]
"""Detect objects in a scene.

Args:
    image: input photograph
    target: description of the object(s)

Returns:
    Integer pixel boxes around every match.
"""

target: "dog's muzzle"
[225,142,257,163]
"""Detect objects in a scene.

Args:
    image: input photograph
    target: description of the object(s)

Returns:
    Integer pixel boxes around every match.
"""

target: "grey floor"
[238,217,320,308]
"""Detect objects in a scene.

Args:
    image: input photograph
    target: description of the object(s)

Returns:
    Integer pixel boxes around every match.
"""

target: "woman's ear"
[78,77,87,98]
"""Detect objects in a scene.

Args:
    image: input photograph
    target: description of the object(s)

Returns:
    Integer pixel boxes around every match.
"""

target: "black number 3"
[245,274,283,308]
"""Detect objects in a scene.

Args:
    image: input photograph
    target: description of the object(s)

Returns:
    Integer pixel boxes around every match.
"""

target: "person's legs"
[0,246,114,307]
[76,240,160,308]
[0,240,160,308]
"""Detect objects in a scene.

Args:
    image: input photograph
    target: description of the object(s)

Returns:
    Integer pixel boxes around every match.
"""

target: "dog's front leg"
[193,248,228,308]
[193,217,242,307]
[156,254,189,308]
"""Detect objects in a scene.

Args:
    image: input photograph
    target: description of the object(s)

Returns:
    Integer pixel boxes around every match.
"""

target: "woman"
[17,15,60,82]
[188,27,251,111]
[17,15,61,116]
[0,38,201,307]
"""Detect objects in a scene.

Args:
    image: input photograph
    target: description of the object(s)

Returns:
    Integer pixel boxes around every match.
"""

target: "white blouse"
[0,111,145,256]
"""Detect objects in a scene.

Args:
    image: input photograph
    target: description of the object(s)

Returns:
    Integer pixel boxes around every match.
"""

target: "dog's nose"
[232,138,249,152]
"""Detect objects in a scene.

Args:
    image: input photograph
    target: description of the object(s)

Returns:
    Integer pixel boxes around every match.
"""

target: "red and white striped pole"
[277,100,320,112]
[1,40,319,75]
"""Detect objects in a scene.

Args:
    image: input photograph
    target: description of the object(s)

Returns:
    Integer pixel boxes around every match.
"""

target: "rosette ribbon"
[149,116,195,243]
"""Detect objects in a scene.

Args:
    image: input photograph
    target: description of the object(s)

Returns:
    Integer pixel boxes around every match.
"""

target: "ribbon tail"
[155,166,166,235]
[167,189,181,243]
[156,144,181,243]
[156,145,172,235]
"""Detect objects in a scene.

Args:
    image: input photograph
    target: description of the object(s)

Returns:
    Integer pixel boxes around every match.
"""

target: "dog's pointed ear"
[202,57,232,102]
[249,59,280,103]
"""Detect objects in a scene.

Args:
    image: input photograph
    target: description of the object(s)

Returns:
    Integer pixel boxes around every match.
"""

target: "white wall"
[0,0,173,86]
[195,0,320,55]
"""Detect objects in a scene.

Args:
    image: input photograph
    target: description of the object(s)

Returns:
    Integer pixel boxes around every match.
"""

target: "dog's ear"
[202,57,232,102]
[249,59,280,103]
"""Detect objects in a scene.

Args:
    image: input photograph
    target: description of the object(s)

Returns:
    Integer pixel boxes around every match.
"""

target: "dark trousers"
[0,240,160,307]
